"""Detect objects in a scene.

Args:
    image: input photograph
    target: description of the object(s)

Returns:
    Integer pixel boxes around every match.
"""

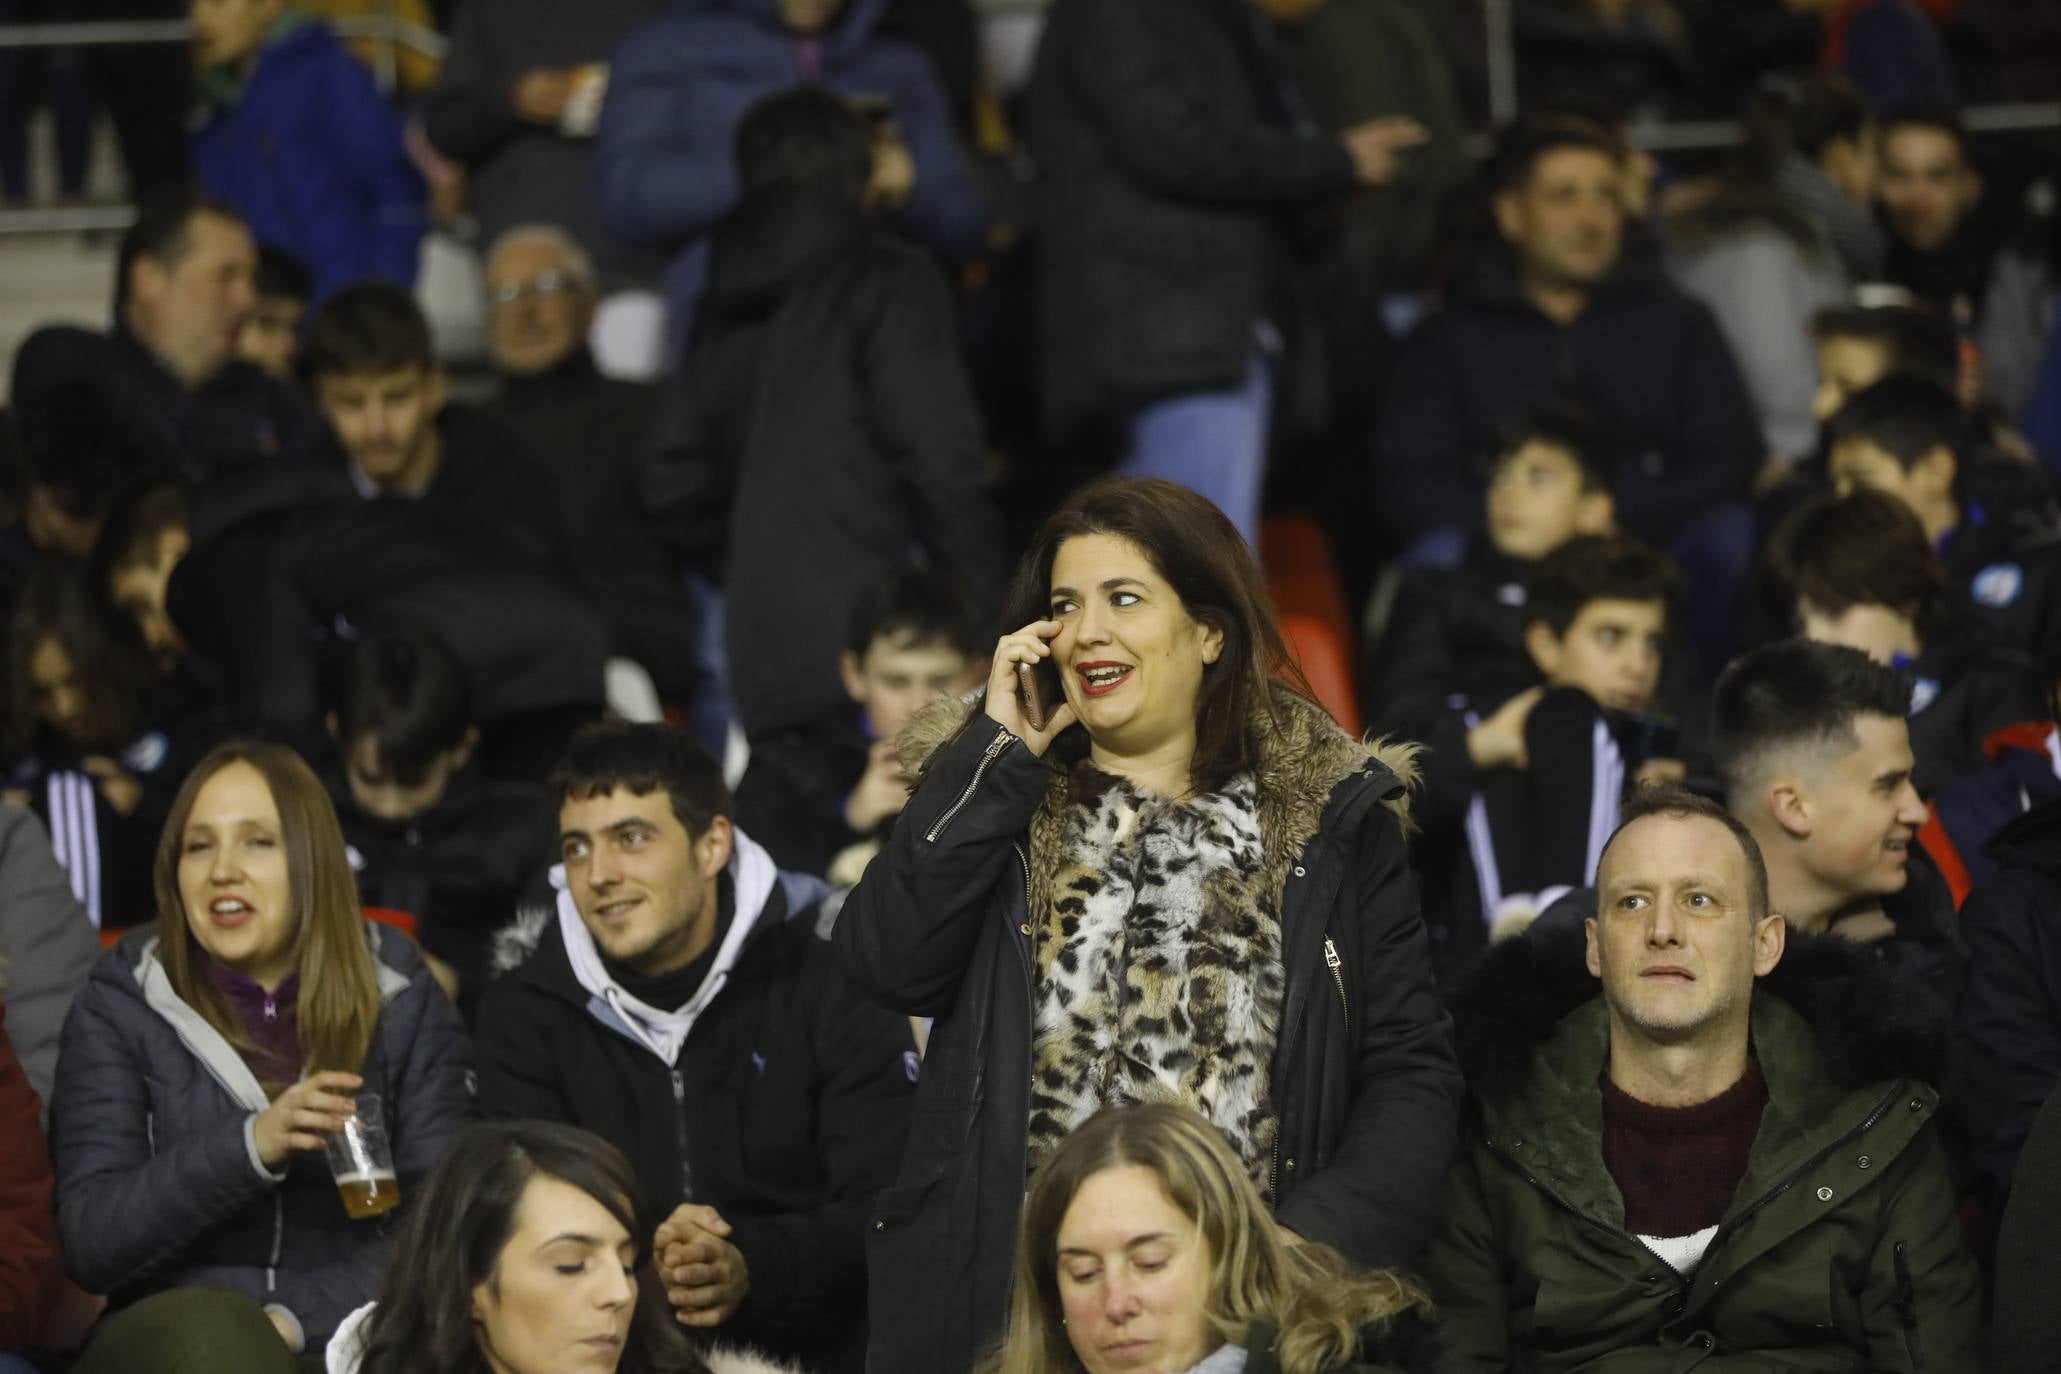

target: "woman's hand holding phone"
[985,620,1078,756]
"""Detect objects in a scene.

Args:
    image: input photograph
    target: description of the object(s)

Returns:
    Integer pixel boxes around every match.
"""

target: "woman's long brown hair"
[997,476,1314,795]
[154,741,382,1079]
[980,1103,1430,1374]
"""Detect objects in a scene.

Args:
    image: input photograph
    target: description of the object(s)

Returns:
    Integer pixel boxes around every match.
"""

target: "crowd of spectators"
[1,0,2061,1372]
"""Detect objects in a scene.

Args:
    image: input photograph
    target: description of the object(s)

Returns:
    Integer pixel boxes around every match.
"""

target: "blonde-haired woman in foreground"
[986,1103,1435,1374]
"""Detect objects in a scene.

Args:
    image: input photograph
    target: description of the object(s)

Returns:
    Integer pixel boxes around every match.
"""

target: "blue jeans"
[1122,351,1273,545]
[0,1354,39,1374]
[1664,501,1755,673]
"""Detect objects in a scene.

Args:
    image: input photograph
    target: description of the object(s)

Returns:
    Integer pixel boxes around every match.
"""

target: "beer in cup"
[324,1092,400,1220]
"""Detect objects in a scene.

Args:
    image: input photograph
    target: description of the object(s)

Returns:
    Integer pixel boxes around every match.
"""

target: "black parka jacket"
[835,690,1463,1374]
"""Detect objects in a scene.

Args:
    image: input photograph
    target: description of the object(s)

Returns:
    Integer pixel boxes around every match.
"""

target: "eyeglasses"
[487,271,582,305]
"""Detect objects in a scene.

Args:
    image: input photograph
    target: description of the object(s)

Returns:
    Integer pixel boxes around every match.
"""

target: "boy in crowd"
[325,624,557,1015]
[234,246,311,382]
[1765,489,2050,795]
[734,569,984,882]
[303,282,571,571]
[1810,301,1963,426]
[1369,403,1618,745]
[477,722,913,1373]
[641,87,1004,774]
[1825,374,2061,656]
[1413,534,1683,982]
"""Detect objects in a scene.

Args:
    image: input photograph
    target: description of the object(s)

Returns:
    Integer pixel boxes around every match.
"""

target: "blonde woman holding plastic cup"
[54,741,471,1373]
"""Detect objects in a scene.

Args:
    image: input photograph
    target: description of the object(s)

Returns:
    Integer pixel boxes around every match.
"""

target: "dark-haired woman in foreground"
[344,1121,791,1374]
[838,476,1463,1374]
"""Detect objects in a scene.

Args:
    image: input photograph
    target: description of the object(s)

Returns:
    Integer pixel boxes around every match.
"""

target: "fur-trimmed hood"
[896,684,1419,832]
[1451,920,1951,1109]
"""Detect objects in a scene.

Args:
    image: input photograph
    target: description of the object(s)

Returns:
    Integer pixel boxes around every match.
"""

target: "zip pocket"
[1324,936,1349,1031]
[926,729,1014,843]
[1892,1239,1924,1371]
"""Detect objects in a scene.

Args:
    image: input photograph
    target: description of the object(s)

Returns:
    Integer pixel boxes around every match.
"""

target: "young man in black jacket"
[474,722,916,1374]
[640,86,1005,758]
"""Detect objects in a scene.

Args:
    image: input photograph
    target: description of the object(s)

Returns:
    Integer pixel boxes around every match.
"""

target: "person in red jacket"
[0,1005,63,1366]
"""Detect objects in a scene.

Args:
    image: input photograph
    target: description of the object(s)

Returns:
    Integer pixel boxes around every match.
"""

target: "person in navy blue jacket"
[188,0,426,302]
[593,0,989,352]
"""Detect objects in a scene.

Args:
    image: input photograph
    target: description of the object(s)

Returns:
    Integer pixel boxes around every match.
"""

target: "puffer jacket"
[593,0,986,350]
[1423,924,1984,1372]
[50,924,471,1353]
[190,17,425,300]
[835,688,1463,1374]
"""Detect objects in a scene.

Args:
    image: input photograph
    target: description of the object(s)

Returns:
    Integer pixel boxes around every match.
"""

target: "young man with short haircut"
[1413,534,1684,979]
[1425,786,1983,1370]
[475,722,915,1373]
[1876,105,2002,324]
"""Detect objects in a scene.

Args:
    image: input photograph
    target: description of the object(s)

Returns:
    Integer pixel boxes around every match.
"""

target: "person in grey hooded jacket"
[0,804,99,1108]
[50,743,470,1363]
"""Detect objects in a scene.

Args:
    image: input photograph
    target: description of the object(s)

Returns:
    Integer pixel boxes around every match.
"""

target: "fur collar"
[705,1346,807,1374]
[1452,921,1950,1108]
[895,685,1420,840]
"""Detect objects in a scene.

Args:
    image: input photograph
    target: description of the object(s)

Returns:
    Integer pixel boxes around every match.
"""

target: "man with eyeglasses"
[479,226,700,706]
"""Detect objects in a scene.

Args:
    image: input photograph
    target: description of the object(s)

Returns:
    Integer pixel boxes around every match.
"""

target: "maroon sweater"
[1600,1057,1769,1238]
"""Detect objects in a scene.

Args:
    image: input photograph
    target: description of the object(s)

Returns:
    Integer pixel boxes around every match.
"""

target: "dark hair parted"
[1880,103,1974,162]
[1764,490,1946,627]
[847,566,983,659]
[332,625,475,787]
[1711,640,1914,805]
[1601,783,1771,922]
[1525,535,1679,638]
[115,186,245,317]
[1489,116,1624,195]
[1824,373,1973,470]
[734,85,875,204]
[1810,305,1960,394]
[551,721,731,841]
[303,280,435,381]
[356,1122,708,1374]
[88,480,191,614]
[1492,400,1618,492]
[1741,73,1870,178]
[8,567,158,756]
[998,476,1311,797]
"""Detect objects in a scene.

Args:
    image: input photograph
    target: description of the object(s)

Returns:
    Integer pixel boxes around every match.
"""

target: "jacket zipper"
[1485,1141,1679,1280]
[1687,1083,1906,1281]
[267,1193,284,1294]
[1324,937,1348,1031]
[926,729,1014,842]
[1893,1240,1925,1371]
[671,1070,695,1202]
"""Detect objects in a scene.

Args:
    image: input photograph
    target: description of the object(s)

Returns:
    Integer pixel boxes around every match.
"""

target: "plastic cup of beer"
[325,1093,400,1221]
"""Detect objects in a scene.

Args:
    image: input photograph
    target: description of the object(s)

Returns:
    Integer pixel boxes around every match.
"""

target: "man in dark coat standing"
[640,87,1004,754]
[1025,0,1424,543]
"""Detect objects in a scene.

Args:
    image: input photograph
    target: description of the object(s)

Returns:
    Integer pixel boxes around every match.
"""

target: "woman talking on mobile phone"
[836,477,1462,1374]
[52,742,470,1373]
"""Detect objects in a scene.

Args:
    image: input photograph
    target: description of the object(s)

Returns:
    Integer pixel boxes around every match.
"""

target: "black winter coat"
[474,872,918,1373]
[1374,260,1762,543]
[639,183,1004,737]
[1953,795,2061,1207]
[167,460,608,757]
[1024,0,1356,438]
[835,691,1463,1374]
